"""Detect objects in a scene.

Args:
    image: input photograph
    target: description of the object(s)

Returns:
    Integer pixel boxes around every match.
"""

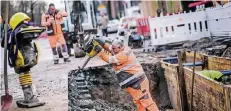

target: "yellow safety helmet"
[9,12,31,30]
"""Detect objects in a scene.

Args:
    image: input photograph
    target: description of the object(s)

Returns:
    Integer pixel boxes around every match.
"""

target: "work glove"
[94,45,102,53]
[94,38,105,47]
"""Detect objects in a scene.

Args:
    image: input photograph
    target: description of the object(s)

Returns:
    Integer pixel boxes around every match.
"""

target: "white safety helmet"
[112,37,124,47]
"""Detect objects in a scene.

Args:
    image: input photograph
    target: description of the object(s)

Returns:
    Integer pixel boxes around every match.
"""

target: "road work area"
[0,35,176,111]
[1,34,230,111]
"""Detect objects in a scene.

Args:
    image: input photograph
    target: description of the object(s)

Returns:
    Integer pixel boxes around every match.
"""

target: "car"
[107,19,120,33]
[118,17,137,30]
[128,28,144,48]
[117,16,137,36]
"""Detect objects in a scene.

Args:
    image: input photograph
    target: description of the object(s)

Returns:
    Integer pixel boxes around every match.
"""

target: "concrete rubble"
[182,37,231,57]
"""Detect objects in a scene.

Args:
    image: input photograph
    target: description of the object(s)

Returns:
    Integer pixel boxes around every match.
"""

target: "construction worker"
[41,3,71,64]
[93,37,159,111]
[98,12,109,37]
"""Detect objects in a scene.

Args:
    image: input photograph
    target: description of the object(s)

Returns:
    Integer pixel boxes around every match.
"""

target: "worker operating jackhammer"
[41,3,71,64]
[87,37,159,111]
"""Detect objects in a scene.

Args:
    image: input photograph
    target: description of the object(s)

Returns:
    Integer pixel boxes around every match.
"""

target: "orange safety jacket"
[97,43,145,87]
[41,10,67,36]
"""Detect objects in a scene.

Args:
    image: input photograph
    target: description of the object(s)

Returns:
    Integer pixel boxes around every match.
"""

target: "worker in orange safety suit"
[93,37,159,111]
[41,3,71,64]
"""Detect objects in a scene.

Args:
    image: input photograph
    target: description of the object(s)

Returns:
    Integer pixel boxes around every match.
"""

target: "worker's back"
[112,46,143,75]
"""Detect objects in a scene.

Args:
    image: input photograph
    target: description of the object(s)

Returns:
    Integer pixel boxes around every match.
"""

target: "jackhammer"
[68,38,103,84]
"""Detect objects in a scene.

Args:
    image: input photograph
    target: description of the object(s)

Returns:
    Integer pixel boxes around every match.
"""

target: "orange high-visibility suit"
[41,10,67,48]
[41,10,68,60]
[97,43,159,111]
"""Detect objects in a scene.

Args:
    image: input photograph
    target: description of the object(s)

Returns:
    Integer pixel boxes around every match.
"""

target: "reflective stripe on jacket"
[97,43,145,87]
[41,10,67,36]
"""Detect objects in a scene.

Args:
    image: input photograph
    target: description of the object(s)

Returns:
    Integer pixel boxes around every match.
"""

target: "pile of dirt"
[152,37,231,58]
[183,37,231,58]
[221,47,231,58]
[68,62,172,111]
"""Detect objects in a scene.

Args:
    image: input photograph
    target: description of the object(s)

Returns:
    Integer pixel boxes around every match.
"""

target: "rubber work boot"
[53,54,59,64]
[54,60,59,64]
[57,46,63,58]
[63,52,71,63]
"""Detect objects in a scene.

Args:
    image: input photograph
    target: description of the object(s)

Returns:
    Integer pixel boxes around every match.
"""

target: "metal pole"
[4,1,9,94]
[0,0,2,40]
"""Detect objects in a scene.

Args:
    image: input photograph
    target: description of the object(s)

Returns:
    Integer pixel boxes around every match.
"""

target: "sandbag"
[74,44,86,58]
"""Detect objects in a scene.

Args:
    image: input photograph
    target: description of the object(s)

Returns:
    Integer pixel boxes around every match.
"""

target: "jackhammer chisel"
[68,57,91,84]
[68,39,102,84]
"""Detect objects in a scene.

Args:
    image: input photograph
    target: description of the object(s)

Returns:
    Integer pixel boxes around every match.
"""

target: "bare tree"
[30,0,38,21]
[15,0,47,23]
[1,1,16,20]
[1,0,46,24]
[33,1,47,24]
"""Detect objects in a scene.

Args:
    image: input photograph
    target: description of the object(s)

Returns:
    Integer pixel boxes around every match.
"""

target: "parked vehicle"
[117,17,137,37]
[128,27,143,48]
[107,19,120,33]
[118,17,137,30]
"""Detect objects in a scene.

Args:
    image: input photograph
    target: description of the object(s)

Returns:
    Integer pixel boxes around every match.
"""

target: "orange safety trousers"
[48,33,66,48]
[126,77,159,111]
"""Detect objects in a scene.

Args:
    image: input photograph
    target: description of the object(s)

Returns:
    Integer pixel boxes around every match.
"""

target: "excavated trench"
[68,63,172,111]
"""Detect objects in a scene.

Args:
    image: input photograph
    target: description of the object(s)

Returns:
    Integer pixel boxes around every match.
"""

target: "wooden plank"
[177,51,188,111]
[161,61,181,111]
[184,67,229,111]
[185,51,203,63]
[224,86,231,111]
[207,56,231,70]
[162,52,231,111]
[189,51,196,111]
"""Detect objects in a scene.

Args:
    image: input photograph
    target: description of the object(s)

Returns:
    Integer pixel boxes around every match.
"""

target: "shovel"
[1,2,13,111]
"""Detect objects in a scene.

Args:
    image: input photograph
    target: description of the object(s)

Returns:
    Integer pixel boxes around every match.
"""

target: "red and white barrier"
[148,2,231,46]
